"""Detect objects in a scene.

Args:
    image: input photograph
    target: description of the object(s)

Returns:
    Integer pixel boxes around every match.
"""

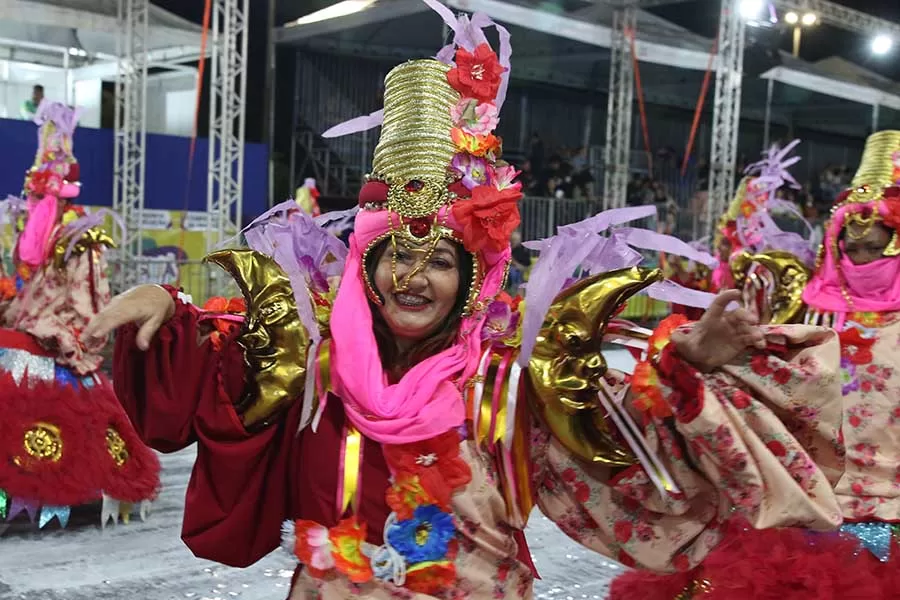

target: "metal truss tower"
[207,0,250,251]
[602,6,636,210]
[113,0,149,279]
[705,0,746,237]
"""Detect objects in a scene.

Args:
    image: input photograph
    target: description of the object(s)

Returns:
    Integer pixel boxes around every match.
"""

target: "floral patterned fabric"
[7,249,110,374]
[532,324,845,573]
[832,313,900,522]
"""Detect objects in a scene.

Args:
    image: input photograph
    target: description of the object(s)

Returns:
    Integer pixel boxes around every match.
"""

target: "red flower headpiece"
[447,43,506,104]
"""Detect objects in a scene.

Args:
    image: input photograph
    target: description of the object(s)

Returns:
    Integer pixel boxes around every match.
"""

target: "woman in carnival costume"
[0,101,159,530]
[87,3,844,597]
[612,132,900,600]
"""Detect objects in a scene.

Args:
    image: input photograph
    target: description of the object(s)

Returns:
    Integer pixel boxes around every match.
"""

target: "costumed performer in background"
[611,130,900,600]
[296,177,322,217]
[86,3,844,597]
[0,100,159,530]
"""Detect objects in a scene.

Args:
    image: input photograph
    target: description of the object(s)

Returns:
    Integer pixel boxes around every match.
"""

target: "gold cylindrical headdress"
[840,130,900,206]
[371,59,460,219]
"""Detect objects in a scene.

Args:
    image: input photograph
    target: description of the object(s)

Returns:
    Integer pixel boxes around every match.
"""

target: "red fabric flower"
[839,328,875,365]
[881,196,900,231]
[450,185,521,253]
[446,43,506,103]
[448,180,471,199]
[614,520,633,543]
[766,440,787,457]
[773,368,792,385]
[730,390,751,409]
[382,430,472,510]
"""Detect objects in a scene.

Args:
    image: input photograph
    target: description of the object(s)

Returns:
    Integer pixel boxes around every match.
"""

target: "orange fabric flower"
[451,185,522,253]
[631,361,672,419]
[447,43,506,103]
[647,314,689,361]
[0,277,16,301]
[404,560,457,594]
[450,128,501,158]
[204,296,229,312]
[382,430,472,510]
[328,518,373,584]
[385,473,436,520]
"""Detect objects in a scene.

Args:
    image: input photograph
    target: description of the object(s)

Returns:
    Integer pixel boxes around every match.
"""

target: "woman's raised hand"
[83,285,176,351]
[672,289,766,372]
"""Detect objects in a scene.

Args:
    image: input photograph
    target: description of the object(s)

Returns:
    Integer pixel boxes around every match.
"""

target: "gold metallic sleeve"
[205,249,312,429]
[525,266,662,466]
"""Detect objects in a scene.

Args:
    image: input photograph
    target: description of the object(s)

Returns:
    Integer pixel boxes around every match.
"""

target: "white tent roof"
[0,0,202,77]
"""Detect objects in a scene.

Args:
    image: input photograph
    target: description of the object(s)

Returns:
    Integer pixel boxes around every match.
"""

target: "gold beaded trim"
[106,427,129,467]
[674,578,713,600]
[19,422,63,463]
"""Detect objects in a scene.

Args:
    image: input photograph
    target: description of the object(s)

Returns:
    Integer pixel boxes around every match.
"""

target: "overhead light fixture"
[739,0,765,21]
[871,34,894,56]
[784,11,799,25]
[290,0,377,27]
[801,12,817,26]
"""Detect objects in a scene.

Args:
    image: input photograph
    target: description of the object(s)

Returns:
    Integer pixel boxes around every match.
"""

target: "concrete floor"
[0,447,626,600]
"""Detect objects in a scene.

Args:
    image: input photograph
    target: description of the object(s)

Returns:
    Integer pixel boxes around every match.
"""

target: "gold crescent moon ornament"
[526,266,663,466]
[732,250,811,325]
[205,249,312,429]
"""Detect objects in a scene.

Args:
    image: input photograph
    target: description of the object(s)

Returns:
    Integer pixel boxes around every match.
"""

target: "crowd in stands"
[517,133,594,199]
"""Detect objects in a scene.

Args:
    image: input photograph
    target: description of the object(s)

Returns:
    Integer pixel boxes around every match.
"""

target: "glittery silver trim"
[0,348,55,386]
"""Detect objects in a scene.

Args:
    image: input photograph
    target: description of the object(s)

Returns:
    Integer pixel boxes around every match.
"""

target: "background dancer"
[0,100,159,531]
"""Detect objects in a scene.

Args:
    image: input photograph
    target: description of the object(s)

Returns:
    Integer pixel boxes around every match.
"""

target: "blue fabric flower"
[386,505,456,564]
[54,365,80,390]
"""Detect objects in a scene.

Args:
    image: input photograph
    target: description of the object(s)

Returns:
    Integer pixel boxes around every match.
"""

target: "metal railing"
[107,257,240,305]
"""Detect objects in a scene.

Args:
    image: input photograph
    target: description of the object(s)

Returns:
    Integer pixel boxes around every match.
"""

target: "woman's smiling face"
[373,238,462,346]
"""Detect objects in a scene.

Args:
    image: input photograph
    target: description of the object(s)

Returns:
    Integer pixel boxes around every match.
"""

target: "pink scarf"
[803,201,900,317]
[329,207,510,444]
[18,195,59,267]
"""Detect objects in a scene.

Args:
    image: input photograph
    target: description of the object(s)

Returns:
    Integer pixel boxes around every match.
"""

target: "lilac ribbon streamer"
[237,200,352,344]
[60,208,123,262]
[612,227,718,268]
[322,109,384,139]
[645,280,717,309]
[519,205,729,364]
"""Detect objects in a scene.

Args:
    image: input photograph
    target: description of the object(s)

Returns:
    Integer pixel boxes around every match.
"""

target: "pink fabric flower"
[481,299,520,342]
[492,164,522,192]
[450,153,490,190]
[306,524,335,571]
[450,98,499,136]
